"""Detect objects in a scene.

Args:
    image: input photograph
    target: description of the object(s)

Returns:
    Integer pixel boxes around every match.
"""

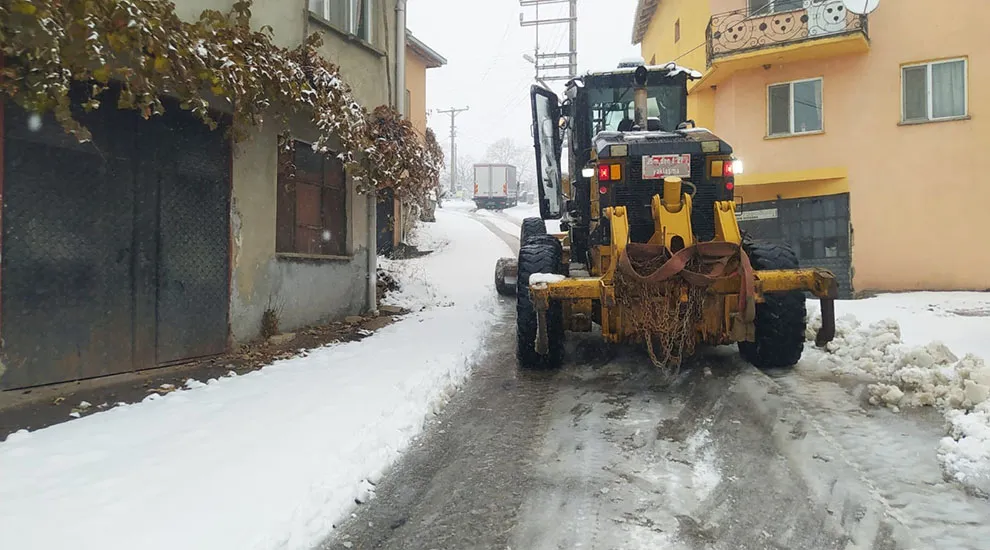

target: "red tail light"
[598,164,610,181]
[725,181,735,191]
[599,185,608,195]
[723,161,734,178]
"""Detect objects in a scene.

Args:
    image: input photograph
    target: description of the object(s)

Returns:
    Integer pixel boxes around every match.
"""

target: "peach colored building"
[634,0,986,296]
[406,32,447,138]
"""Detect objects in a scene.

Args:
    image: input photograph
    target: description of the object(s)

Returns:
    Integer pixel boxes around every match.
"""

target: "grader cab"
[495,62,838,372]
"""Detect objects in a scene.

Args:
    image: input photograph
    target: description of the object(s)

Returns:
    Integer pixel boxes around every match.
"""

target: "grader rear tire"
[520,217,548,246]
[739,239,807,370]
[495,257,516,296]
[516,240,565,370]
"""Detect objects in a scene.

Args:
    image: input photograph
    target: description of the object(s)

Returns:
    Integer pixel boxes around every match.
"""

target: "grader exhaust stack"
[633,65,650,130]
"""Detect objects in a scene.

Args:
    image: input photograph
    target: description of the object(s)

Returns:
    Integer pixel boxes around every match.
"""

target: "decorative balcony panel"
[706,2,868,66]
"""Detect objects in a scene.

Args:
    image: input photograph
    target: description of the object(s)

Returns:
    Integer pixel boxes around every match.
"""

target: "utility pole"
[519,0,578,83]
[436,107,469,193]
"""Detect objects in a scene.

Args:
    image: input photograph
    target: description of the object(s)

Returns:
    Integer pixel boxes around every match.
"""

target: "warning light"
[599,185,608,195]
[726,181,735,191]
[723,160,734,178]
[598,164,610,181]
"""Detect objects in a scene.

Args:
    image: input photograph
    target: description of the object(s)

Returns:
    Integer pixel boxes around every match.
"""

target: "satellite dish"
[842,0,880,15]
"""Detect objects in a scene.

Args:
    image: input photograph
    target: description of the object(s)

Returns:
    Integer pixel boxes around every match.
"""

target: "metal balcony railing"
[706,4,868,67]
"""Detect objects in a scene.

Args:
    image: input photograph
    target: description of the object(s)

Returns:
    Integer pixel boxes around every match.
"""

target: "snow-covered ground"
[502,203,561,233]
[0,210,511,550]
[804,293,990,497]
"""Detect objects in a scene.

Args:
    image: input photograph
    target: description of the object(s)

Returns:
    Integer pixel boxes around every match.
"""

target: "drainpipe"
[395,0,408,245]
[368,0,407,315]
[367,176,378,316]
[396,0,407,117]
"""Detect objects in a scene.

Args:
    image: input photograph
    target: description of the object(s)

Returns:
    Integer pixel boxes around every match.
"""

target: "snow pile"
[377,221,453,312]
[804,305,990,496]
[0,210,512,550]
[530,273,566,285]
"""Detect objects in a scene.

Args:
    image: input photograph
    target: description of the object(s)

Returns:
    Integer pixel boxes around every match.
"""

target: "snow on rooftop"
[606,62,704,80]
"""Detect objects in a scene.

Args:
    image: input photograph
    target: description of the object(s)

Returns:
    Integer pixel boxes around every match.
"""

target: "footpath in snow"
[0,209,512,550]
[804,292,990,498]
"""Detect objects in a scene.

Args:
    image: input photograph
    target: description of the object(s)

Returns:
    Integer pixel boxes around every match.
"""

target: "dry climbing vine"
[0,0,440,201]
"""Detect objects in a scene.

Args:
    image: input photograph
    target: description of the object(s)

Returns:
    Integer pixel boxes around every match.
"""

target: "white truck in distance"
[473,164,519,210]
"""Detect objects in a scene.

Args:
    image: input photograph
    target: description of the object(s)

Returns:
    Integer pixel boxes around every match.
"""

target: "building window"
[768,78,823,136]
[674,19,680,43]
[902,58,967,123]
[308,0,373,42]
[277,140,348,256]
[749,0,803,16]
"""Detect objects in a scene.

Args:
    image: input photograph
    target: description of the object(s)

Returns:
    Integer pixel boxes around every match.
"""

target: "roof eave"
[632,0,660,45]
[406,32,448,69]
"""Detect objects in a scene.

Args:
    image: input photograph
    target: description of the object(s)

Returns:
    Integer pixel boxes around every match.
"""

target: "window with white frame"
[902,58,967,123]
[309,0,373,42]
[768,78,823,136]
[748,0,803,16]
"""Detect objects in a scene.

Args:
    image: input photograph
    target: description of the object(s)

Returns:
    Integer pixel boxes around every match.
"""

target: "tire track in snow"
[769,368,990,550]
[470,214,520,256]
[320,310,558,550]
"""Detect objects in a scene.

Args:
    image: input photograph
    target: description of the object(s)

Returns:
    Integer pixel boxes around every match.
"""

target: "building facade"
[634,0,986,296]
[0,0,402,389]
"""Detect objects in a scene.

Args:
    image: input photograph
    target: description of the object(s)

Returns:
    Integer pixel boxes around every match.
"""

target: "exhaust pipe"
[633,65,649,130]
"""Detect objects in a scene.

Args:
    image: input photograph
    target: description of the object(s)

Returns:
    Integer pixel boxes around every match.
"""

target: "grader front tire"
[739,239,807,370]
[516,241,565,370]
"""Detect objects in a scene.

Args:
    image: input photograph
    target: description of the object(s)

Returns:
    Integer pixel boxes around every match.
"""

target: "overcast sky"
[406,0,641,162]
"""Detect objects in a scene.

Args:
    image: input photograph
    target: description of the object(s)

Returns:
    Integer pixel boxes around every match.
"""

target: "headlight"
[581,167,595,178]
[732,159,744,175]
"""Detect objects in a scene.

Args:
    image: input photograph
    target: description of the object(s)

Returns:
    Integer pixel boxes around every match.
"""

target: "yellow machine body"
[528,177,838,348]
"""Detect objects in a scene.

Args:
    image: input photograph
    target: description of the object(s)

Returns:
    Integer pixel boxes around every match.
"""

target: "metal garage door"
[1,95,230,389]
[737,194,853,298]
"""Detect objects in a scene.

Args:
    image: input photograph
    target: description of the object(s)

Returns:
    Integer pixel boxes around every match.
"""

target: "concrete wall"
[639,0,712,74]
[711,0,986,292]
[170,0,398,341]
[228,118,372,342]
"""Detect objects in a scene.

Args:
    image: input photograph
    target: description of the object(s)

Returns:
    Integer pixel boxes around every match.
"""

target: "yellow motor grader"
[494,63,838,371]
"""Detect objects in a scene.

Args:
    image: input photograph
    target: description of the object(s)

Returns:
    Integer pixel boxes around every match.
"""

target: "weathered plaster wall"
[228,119,372,342]
[169,0,396,342]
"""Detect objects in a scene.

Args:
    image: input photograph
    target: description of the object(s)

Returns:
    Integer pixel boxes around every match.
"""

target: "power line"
[519,0,577,82]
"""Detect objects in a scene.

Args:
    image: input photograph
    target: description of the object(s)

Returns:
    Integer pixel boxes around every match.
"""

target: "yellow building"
[380,31,446,250]
[634,0,986,296]
[406,32,447,138]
